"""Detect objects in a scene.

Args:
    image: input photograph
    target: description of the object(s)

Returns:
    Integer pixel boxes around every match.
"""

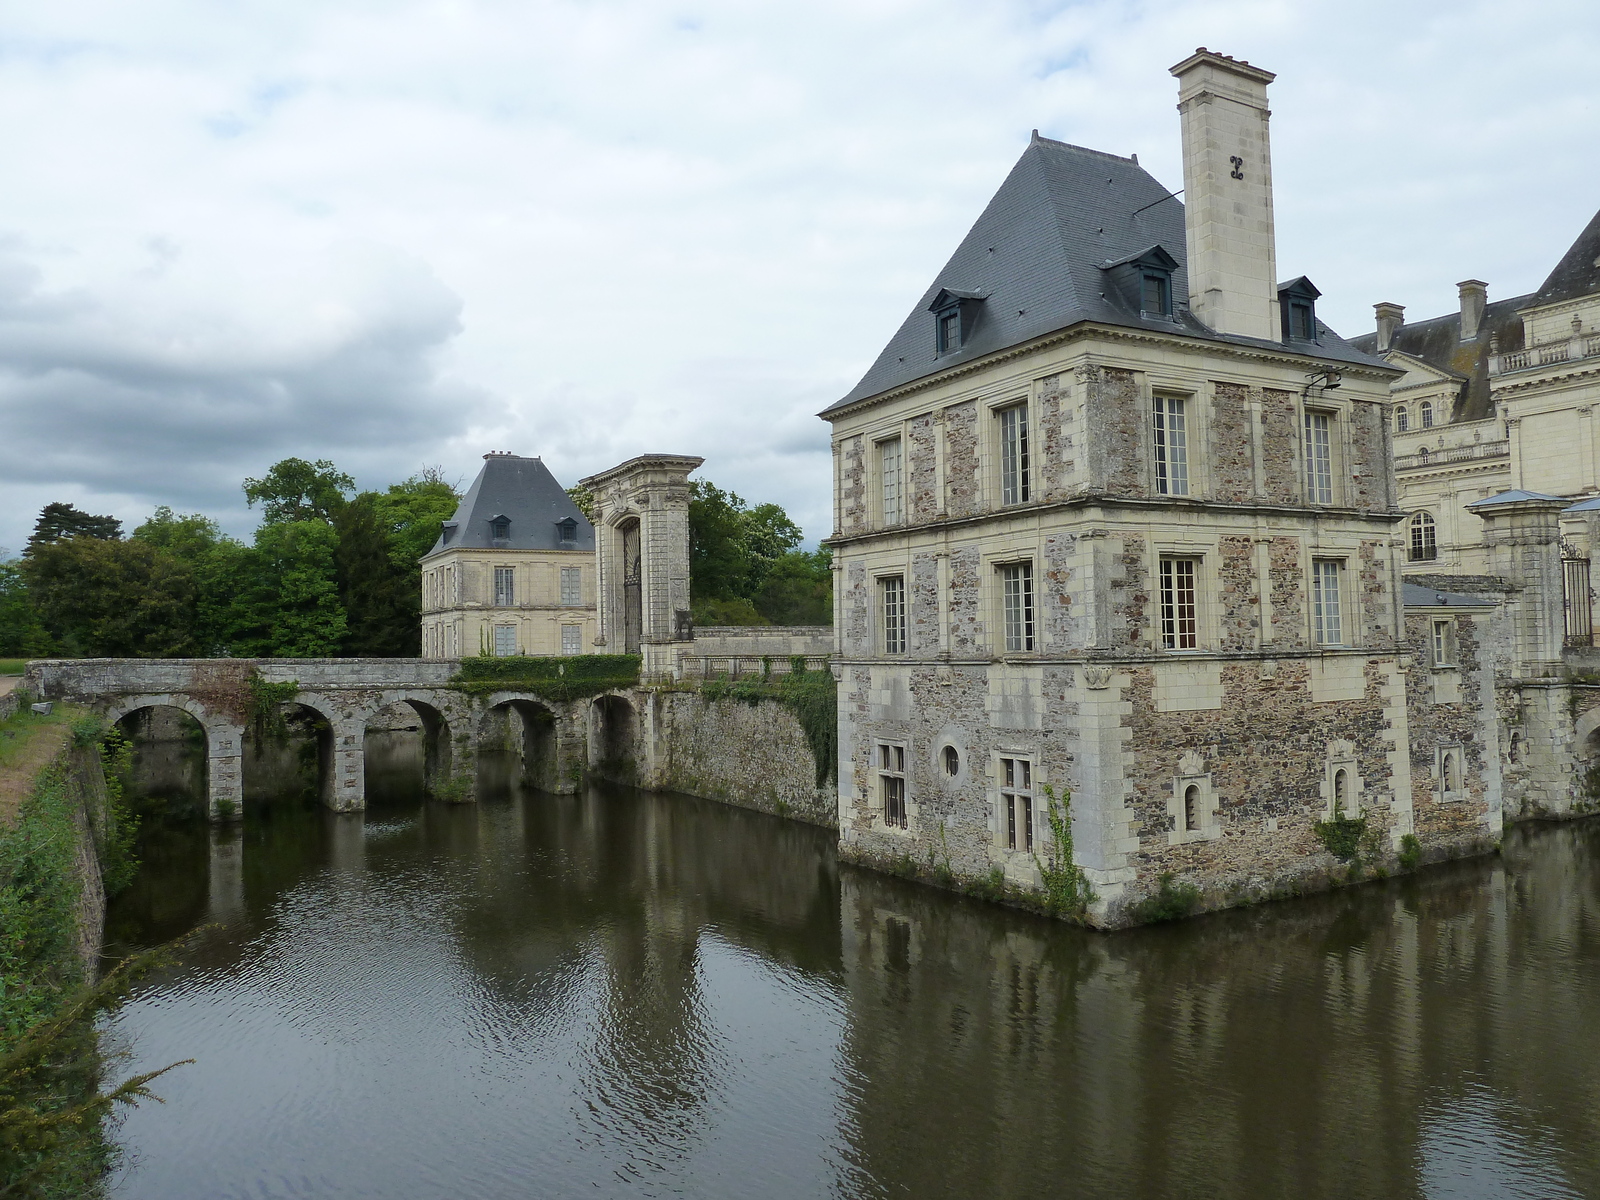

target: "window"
[562,624,582,656]
[1333,768,1350,816]
[1432,618,1455,667]
[493,566,515,607]
[490,516,510,541]
[1303,411,1333,504]
[1290,301,1315,340]
[1159,557,1200,650]
[1141,272,1170,316]
[1420,401,1434,428]
[938,308,961,353]
[557,518,577,545]
[1000,562,1034,652]
[1441,751,1460,795]
[1153,394,1189,496]
[878,743,907,829]
[880,576,906,654]
[1409,511,1437,562]
[942,745,960,777]
[560,566,582,606]
[493,624,517,657]
[999,404,1030,505]
[1001,756,1033,851]
[1183,784,1200,832]
[879,437,903,526]
[1395,406,1409,432]
[1311,559,1343,646]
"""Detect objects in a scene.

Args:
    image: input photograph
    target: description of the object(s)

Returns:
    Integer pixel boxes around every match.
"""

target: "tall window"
[493,624,517,657]
[1141,272,1169,316]
[879,437,903,526]
[999,404,1030,505]
[880,576,906,654]
[1153,394,1189,496]
[938,309,961,353]
[1395,406,1409,432]
[493,566,515,606]
[1432,618,1455,667]
[1290,301,1315,340]
[1183,784,1200,832]
[1410,511,1437,562]
[1001,756,1033,851]
[1311,559,1343,646]
[1333,768,1350,816]
[1303,411,1333,504]
[878,743,907,829]
[562,625,582,656]
[1159,557,1199,650]
[1420,401,1434,428]
[560,566,582,606]
[1000,563,1034,652]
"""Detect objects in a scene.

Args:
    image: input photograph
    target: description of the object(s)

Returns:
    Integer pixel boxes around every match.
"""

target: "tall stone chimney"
[1374,302,1405,352]
[1458,279,1488,341]
[1170,49,1279,341]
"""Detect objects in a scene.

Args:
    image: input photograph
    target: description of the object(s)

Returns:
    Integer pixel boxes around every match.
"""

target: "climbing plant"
[246,670,299,744]
[1033,784,1094,917]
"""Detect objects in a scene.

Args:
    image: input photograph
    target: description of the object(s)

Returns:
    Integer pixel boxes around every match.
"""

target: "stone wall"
[688,627,834,658]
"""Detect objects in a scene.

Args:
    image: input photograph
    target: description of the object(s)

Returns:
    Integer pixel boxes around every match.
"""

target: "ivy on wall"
[451,654,642,702]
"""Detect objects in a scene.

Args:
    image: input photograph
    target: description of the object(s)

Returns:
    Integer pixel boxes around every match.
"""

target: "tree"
[252,520,346,657]
[755,548,833,625]
[243,458,353,526]
[26,503,122,549]
[0,559,52,656]
[22,538,199,657]
[335,495,411,657]
[687,481,810,625]
[131,508,258,656]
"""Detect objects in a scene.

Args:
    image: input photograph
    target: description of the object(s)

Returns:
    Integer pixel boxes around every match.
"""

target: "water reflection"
[105,774,1600,1199]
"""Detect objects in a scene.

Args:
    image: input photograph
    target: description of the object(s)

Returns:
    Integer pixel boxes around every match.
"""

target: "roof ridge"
[1029,131,1138,165]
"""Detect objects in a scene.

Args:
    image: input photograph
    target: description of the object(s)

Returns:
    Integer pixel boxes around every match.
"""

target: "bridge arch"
[477,694,564,793]
[363,695,457,799]
[108,699,212,817]
[588,692,638,783]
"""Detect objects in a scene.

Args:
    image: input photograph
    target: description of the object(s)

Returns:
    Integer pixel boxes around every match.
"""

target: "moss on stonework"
[694,667,837,786]
[451,654,641,702]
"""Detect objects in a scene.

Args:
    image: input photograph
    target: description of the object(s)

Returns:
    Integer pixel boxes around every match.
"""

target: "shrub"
[452,655,641,702]
[1398,833,1422,871]
[1128,872,1201,924]
[1314,812,1368,861]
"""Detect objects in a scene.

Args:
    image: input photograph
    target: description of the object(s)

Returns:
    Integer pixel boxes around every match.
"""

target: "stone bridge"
[24,658,652,818]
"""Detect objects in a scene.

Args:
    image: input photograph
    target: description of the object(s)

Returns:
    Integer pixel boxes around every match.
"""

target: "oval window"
[942,745,960,777]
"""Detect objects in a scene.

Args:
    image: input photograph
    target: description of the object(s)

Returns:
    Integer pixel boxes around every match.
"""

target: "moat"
[104,749,1600,1199]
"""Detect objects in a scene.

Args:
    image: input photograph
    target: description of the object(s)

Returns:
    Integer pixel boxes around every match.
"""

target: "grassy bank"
[0,659,29,676]
[0,704,172,1198]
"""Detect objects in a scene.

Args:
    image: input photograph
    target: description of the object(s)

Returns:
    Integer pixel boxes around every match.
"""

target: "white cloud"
[0,0,1596,549]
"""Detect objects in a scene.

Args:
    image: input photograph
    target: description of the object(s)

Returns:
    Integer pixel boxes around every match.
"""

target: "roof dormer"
[929,288,986,355]
[1278,276,1322,344]
[1100,244,1180,319]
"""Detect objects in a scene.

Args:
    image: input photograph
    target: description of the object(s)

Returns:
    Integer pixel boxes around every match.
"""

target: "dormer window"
[556,517,577,545]
[928,287,985,356]
[441,521,457,545]
[1141,271,1170,317]
[489,515,510,541]
[1278,276,1322,344]
[1100,245,1178,321]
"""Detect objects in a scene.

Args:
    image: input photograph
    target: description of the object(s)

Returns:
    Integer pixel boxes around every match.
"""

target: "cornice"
[1491,361,1600,396]
[822,321,1399,424]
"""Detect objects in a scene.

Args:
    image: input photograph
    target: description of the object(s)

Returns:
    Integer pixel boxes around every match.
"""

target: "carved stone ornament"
[1178,749,1206,776]
[1082,665,1114,690]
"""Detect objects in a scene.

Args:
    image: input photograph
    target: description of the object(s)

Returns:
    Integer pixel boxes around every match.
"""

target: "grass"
[0,659,29,676]
[0,703,77,831]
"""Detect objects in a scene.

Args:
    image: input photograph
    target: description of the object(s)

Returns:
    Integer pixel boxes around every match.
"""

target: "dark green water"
[104,755,1600,1199]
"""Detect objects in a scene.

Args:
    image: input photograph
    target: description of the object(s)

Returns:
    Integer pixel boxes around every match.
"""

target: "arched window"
[1183,784,1200,832]
[1508,732,1523,764]
[1420,401,1434,428]
[1333,769,1350,816]
[1395,406,1410,432]
[942,745,960,777]
[1410,511,1438,562]
[1442,752,1458,794]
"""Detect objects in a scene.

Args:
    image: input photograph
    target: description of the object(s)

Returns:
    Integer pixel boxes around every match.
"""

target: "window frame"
[877,742,908,830]
[877,435,904,527]
[1158,556,1201,651]
[999,561,1035,653]
[1152,392,1190,497]
[1420,401,1434,428]
[1311,558,1345,647]
[999,754,1034,853]
[936,306,962,354]
[1303,408,1335,505]
[490,516,511,541]
[997,402,1031,506]
[1409,511,1438,562]
[1395,405,1409,433]
[1140,271,1171,317]
[879,574,907,655]
[560,566,583,607]
[493,565,516,607]
[1431,617,1456,668]
[492,623,518,657]
[561,624,582,656]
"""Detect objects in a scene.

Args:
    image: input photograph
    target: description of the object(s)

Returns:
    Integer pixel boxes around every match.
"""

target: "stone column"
[1469,491,1570,675]
[207,723,246,821]
[328,721,366,812]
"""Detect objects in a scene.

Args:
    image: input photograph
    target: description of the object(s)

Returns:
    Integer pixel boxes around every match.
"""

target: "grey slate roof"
[423,453,595,557]
[1402,582,1497,609]
[1465,488,1568,508]
[824,133,1387,415]
[1350,295,1531,423]
[1532,206,1600,308]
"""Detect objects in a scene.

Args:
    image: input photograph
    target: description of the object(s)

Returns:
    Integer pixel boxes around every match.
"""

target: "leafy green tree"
[755,548,833,625]
[131,508,259,656]
[687,481,810,625]
[336,475,459,657]
[0,560,52,656]
[26,503,122,549]
[243,458,353,525]
[252,520,346,657]
[22,538,199,657]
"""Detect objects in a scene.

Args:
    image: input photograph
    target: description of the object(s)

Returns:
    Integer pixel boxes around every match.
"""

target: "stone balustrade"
[1394,439,1509,471]
[1491,334,1600,377]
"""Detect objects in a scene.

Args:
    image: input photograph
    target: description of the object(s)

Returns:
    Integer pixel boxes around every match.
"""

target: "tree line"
[0,461,830,659]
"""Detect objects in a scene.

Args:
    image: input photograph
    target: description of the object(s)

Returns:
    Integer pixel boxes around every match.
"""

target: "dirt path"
[0,713,72,829]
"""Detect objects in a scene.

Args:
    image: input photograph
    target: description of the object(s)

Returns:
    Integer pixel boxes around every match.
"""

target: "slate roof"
[423,454,595,557]
[1532,206,1600,308]
[1401,582,1497,609]
[1465,488,1568,508]
[1350,295,1530,423]
[824,133,1387,415]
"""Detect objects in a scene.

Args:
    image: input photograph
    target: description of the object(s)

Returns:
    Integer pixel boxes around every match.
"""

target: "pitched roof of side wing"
[424,453,595,557]
[823,133,1387,416]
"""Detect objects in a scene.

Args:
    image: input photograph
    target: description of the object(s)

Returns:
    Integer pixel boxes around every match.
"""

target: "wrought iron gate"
[1563,541,1593,647]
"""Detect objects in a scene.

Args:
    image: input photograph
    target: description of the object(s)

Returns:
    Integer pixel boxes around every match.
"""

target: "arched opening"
[1409,511,1437,562]
[1420,400,1434,428]
[1441,752,1458,796]
[115,704,209,819]
[477,699,559,794]
[619,518,643,654]
[1508,730,1524,764]
[244,701,333,808]
[1395,405,1409,432]
[942,745,960,777]
[589,695,637,784]
[1333,768,1350,817]
[1183,784,1200,832]
[365,700,453,803]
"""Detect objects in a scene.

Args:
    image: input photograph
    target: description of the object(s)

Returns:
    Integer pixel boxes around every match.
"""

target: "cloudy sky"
[0,0,1596,553]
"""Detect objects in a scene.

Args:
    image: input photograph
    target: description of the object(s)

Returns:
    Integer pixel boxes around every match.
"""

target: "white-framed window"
[880,576,906,654]
[1158,557,1200,650]
[493,624,518,657]
[878,742,907,829]
[1421,401,1434,428]
[998,403,1030,505]
[493,566,515,606]
[1410,511,1437,562]
[1395,406,1409,433]
[1304,410,1334,504]
[1000,755,1034,851]
[562,624,582,656]
[1153,393,1189,496]
[560,566,582,606]
[1431,618,1456,667]
[879,437,904,526]
[1311,559,1343,646]
[1000,562,1034,652]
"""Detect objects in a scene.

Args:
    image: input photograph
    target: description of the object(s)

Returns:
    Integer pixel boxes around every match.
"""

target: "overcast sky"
[0,0,1596,554]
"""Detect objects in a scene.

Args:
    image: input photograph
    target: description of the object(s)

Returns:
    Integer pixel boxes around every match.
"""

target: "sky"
[0,0,1596,554]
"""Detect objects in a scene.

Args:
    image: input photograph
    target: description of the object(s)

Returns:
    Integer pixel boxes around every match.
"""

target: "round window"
[942,745,960,777]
